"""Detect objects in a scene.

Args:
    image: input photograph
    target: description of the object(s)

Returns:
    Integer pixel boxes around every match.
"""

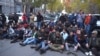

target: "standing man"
[84,14,91,36]
[76,10,84,29]
[1,13,6,25]
[8,13,14,25]
[37,12,43,29]
[59,13,66,24]
[13,12,18,24]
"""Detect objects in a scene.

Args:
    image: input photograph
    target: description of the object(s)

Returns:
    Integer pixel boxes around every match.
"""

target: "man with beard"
[48,29,64,53]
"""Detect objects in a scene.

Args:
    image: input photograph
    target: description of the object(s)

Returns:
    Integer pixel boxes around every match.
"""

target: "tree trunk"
[23,4,26,13]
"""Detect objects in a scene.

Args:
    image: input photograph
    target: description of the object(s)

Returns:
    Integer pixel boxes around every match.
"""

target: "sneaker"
[10,41,16,43]
[19,43,26,46]
[89,51,93,56]
[73,46,78,52]
[85,52,89,56]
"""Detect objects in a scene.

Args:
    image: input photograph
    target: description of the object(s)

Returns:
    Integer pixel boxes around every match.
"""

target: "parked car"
[91,14,100,38]
[42,13,60,23]
[16,13,23,23]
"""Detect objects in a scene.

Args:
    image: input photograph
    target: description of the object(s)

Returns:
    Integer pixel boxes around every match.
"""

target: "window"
[17,0,22,2]
[0,5,2,13]
[10,0,14,3]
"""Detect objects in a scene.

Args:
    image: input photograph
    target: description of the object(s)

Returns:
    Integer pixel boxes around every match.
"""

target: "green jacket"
[89,37,99,46]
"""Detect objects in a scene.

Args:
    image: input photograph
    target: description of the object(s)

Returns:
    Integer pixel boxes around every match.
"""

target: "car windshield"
[43,14,56,20]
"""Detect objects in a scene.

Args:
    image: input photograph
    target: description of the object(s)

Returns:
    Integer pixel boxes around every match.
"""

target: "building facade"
[0,0,23,15]
[0,0,15,15]
[15,0,23,13]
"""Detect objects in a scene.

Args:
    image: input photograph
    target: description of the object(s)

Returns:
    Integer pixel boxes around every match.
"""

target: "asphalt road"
[0,39,87,56]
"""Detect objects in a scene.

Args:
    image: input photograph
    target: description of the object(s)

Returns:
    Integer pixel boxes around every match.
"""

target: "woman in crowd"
[74,29,92,56]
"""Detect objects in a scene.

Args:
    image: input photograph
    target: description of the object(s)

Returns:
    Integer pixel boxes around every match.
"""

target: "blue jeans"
[38,41,49,50]
[8,33,16,39]
[37,22,42,29]
[65,43,69,51]
[2,33,8,38]
[85,24,90,35]
[23,37,37,44]
[77,22,84,28]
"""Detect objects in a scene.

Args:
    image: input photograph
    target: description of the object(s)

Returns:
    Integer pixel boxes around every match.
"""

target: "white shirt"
[60,32,68,40]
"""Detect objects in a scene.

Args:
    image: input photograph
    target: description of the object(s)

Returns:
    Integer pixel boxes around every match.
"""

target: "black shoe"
[40,49,46,54]
[59,50,63,53]
[10,41,16,43]
[0,37,4,40]
[30,45,36,49]
[19,43,26,46]
[35,47,40,51]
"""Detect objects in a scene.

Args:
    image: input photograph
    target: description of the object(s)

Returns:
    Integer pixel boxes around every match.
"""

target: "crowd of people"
[0,10,100,56]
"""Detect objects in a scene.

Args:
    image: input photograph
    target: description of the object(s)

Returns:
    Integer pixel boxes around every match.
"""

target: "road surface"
[0,39,87,56]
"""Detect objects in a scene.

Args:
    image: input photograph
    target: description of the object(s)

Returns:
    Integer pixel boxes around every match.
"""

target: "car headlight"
[96,21,100,26]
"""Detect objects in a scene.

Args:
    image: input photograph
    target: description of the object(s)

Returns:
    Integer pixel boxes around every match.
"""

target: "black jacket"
[66,35,75,44]
[59,15,66,23]
[49,32,63,44]
[37,14,43,22]
[13,14,18,21]
[89,37,99,47]
[1,14,6,23]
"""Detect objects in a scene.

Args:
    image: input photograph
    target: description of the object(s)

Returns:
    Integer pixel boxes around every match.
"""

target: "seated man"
[48,29,64,53]
[10,23,30,43]
[89,30,100,56]
[34,28,49,54]
[60,29,69,51]
[10,25,25,43]
[1,25,8,39]
[20,27,38,46]
[63,30,76,51]
[23,26,32,41]
[8,25,16,39]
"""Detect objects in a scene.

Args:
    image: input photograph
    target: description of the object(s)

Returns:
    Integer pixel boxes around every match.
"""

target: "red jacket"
[22,14,27,21]
[84,15,91,25]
